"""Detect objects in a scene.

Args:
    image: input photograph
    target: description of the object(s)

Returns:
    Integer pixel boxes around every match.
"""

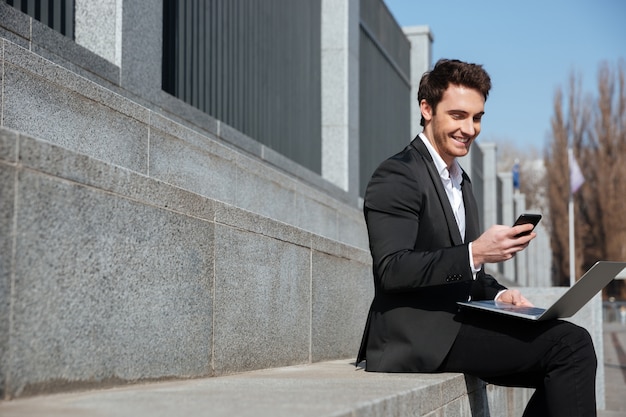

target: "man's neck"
[419,132,455,171]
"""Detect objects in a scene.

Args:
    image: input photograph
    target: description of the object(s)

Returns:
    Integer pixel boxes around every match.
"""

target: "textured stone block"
[235,156,298,226]
[4,43,130,119]
[7,168,214,397]
[156,91,220,139]
[149,127,238,206]
[31,19,118,84]
[212,224,311,374]
[0,3,30,41]
[16,134,214,223]
[218,121,263,160]
[311,246,372,361]
[0,163,15,398]
[215,202,313,251]
[0,128,18,163]
[75,0,120,65]
[120,0,162,98]
[337,209,369,250]
[2,61,149,173]
[0,130,19,398]
[295,190,341,242]
[0,29,29,51]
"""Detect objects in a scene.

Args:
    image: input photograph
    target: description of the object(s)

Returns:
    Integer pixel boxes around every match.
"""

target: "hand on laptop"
[495,289,534,307]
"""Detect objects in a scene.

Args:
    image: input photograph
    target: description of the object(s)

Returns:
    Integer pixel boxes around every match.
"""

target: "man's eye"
[473,116,483,122]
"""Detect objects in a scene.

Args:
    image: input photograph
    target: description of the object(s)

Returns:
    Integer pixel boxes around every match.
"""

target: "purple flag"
[569,148,585,194]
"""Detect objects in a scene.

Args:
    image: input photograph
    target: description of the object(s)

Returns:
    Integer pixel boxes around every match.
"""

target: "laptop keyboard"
[497,305,546,315]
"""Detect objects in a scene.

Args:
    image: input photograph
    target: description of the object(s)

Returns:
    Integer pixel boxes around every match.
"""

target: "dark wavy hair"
[418,59,492,126]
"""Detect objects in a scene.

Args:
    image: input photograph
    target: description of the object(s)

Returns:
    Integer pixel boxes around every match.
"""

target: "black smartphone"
[513,213,542,237]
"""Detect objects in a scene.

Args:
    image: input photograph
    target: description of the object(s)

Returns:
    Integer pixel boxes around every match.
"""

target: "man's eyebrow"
[446,109,485,116]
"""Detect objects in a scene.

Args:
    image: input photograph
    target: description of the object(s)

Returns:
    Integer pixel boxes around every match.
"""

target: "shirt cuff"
[468,242,482,277]
[495,289,507,301]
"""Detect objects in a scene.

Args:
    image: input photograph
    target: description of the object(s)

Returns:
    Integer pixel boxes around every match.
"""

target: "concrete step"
[0,360,497,417]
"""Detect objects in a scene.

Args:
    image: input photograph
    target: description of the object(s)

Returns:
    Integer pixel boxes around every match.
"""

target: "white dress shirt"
[418,133,481,275]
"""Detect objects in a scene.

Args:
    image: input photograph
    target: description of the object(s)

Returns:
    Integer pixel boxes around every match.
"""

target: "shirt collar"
[418,132,463,184]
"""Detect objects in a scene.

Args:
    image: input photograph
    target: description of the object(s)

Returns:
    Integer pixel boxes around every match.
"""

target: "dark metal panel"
[6,0,75,38]
[359,0,410,82]
[26,0,34,15]
[40,0,49,24]
[358,1,412,197]
[161,0,322,174]
[183,0,192,105]
[53,0,61,35]
[63,0,73,38]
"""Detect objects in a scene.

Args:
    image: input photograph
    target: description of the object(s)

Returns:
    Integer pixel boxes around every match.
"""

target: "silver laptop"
[457,261,626,321]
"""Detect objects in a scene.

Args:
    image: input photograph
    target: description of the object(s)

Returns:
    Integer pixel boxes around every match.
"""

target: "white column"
[522,210,551,287]
[74,0,123,66]
[481,142,498,229]
[498,172,516,280]
[514,193,528,286]
[321,0,359,195]
[458,147,474,180]
[526,222,551,287]
[403,26,433,139]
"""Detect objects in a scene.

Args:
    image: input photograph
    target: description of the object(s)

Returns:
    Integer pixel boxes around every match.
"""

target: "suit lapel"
[411,138,464,245]
[461,171,480,242]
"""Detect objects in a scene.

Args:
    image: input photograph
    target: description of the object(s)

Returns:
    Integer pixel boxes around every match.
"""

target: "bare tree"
[546,85,575,286]
[546,61,626,297]
[581,61,626,298]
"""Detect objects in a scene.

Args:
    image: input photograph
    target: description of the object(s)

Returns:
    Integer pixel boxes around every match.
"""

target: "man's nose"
[461,119,477,136]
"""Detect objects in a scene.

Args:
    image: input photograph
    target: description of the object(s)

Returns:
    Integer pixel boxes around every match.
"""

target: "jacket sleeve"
[471,269,507,300]
[364,155,476,293]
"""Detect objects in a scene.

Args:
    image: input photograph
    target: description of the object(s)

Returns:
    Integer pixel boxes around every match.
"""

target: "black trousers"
[438,311,598,417]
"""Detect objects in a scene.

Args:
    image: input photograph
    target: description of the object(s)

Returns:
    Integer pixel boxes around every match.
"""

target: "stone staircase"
[0,359,531,417]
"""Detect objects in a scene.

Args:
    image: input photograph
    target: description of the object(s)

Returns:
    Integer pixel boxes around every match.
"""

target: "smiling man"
[356,59,598,416]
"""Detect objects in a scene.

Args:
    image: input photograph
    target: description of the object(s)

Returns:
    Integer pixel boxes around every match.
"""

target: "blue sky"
[384,0,626,152]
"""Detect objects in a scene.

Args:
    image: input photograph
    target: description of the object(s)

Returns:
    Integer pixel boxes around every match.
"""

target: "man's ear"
[419,99,433,122]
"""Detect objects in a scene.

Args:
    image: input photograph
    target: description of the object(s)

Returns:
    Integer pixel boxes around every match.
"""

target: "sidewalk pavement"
[600,322,626,416]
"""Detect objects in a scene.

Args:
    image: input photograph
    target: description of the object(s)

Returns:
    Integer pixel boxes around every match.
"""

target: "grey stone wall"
[0,34,367,250]
[0,128,373,398]
[0,3,375,399]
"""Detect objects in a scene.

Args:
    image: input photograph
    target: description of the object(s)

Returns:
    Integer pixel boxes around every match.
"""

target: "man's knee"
[555,322,597,368]
[576,325,597,367]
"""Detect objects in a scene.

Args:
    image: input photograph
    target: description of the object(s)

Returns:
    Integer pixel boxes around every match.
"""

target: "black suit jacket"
[357,136,506,372]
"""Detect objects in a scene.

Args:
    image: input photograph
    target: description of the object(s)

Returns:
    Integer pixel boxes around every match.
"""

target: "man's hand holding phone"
[472,214,542,266]
[512,213,542,238]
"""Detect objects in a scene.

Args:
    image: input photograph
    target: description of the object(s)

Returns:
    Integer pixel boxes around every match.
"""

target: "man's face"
[420,84,485,167]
